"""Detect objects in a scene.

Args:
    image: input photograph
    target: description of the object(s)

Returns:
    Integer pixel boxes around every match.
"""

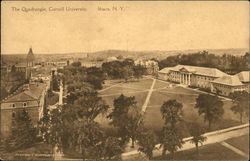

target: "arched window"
[12,103,16,108]
[23,102,27,107]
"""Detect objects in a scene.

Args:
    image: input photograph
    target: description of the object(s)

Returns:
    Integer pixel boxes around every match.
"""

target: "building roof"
[27,48,35,61]
[212,75,243,86]
[158,67,175,74]
[168,65,228,77]
[236,71,249,82]
[1,83,47,103]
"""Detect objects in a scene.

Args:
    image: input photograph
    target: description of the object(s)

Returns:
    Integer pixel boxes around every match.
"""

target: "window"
[23,102,27,107]
[12,103,15,108]
[12,111,16,118]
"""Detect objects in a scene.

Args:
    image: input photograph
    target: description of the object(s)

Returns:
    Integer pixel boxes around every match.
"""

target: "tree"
[160,99,183,128]
[108,94,140,146]
[122,65,134,82]
[189,123,207,155]
[71,61,81,67]
[229,91,249,123]
[52,74,59,91]
[73,92,109,121]
[133,65,146,80]
[100,136,124,160]
[39,86,116,160]
[160,126,184,159]
[66,82,94,104]
[86,67,105,89]
[137,129,158,159]
[8,109,38,151]
[126,107,143,148]
[195,94,224,129]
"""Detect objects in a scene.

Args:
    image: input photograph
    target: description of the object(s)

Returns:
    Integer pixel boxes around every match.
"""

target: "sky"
[1,1,249,54]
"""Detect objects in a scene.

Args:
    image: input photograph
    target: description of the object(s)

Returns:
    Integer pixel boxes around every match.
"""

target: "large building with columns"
[158,65,228,89]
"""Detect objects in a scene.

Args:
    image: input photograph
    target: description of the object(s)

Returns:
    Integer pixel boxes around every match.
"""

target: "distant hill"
[1,48,248,65]
[88,48,249,60]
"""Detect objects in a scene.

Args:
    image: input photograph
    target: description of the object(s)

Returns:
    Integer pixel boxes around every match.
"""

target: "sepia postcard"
[0,1,249,161]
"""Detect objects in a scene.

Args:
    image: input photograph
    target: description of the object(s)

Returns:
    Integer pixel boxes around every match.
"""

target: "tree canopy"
[160,99,183,128]
[7,109,38,151]
[159,51,249,74]
[195,94,224,129]
[108,94,142,147]
[229,91,249,123]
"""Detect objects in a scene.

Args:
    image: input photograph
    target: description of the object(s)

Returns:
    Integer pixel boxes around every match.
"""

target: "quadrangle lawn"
[154,134,249,160]
[97,78,244,133]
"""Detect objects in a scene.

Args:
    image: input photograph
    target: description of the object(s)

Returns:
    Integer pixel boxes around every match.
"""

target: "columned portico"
[180,73,191,85]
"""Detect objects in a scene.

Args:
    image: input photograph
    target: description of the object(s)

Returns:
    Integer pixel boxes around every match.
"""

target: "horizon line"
[1,47,248,55]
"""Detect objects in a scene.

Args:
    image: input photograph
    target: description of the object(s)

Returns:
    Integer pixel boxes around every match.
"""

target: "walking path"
[99,90,149,97]
[99,82,123,92]
[141,78,156,113]
[122,123,249,159]
[99,77,152,93]
[158,90,199,96]
[220,141,248,158]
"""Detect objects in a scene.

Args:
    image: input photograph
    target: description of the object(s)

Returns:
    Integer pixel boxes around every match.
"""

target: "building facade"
[210,75,248,96]
[236,71,250,85]
[134,59,159,75]
[158,65,228,89]
[158,65,249,96]
[0,82,48,137]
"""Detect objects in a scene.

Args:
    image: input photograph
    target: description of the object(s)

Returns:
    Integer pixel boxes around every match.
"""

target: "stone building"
[236,71,249,85]
[158,65,227,89]
[134,59,159,75]
[211,75,248,96]
[0,82,48,137]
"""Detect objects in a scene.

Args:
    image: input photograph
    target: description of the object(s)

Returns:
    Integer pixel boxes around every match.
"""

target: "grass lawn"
[0,143,53,161]
[145,84,242,134]
[225,134,249,154]
[98,78,243,134]
[154,141,248,160]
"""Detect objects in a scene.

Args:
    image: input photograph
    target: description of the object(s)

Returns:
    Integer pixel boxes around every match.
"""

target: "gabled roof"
[158,67,175,74]
[236,71,249,82]
[159,65,228,77]
[2,92,37,102]
[1,83,46,103]
[212,75,243,86]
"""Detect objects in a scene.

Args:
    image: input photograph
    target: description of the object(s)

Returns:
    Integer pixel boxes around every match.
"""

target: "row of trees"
[138,91,249,159]
[1,90,248,160]
[60,62,106,90]
[1,59,248,160]
[159,51,249,74]
[102,59,147,81]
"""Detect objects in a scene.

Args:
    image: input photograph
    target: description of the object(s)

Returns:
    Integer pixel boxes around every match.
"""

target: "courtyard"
[97,76,244,134]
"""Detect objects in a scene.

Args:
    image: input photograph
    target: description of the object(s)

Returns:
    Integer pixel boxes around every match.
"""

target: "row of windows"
[170,72,213,81]
[214,84,247,91]
[10,102,27,108]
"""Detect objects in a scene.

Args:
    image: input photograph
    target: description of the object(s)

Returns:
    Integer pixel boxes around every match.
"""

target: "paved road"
[122,124,249,159]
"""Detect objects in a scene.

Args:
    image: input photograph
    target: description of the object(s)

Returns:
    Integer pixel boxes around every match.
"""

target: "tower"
[26,48,35,80]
